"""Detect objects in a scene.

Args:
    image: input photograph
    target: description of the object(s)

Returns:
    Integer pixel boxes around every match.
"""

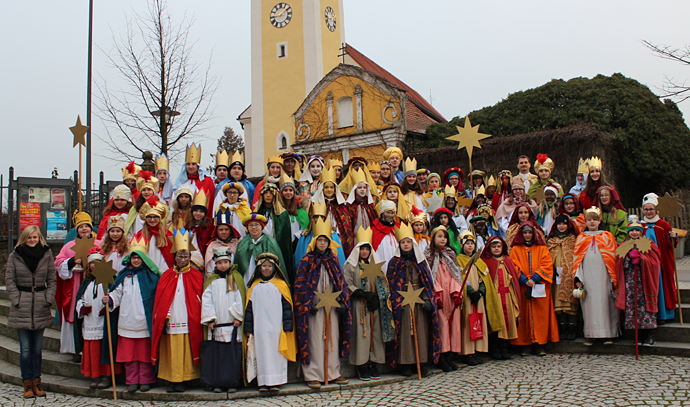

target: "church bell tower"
[244,0,345,177]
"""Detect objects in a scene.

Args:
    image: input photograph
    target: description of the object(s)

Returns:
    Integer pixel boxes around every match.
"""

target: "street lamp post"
[150,106,180,155]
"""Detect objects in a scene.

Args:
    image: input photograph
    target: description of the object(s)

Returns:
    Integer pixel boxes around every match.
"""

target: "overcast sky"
[2,0,689,185]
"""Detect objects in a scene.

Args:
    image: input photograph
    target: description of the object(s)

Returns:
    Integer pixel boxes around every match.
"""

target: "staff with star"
[446,116,492,198]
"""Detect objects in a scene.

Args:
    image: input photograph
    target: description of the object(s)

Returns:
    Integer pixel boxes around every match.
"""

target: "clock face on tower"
[324,6,336,32]
[270,3,292,28]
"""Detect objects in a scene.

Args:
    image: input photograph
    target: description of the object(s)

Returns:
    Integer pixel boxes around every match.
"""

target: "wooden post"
[324,311,330,386]
[78,146,83,212]
[105,301,117,400]
[410,307,422,380]
[634,263,639,361]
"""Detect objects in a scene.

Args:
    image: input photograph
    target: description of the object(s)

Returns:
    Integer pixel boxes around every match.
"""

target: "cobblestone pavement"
[2,354,690,406]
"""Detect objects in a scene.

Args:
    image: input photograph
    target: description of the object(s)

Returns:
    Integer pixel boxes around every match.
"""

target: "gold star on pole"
[399,281,425,309]
[92,259,119,292]
[360,261,386,282]
[315,290,342,314]
[616,237,653,258]
[70,115,88,148]
[73,236,96,266]
[446,116,491,158]
[656,192,683,219]
[532,186,545,204]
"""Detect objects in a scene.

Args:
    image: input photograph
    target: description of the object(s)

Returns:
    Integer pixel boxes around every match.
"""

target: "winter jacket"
[5,247,57,330]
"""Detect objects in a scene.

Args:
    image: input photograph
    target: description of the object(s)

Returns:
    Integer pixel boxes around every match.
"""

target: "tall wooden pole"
[324,312,330,386]
[105,302,117,400]
[410,307,422,380]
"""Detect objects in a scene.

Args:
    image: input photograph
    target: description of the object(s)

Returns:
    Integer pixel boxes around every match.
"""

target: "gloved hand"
[453,293,463,306]
[629,249,641,265]
[366,295,380,312]
[435,293,444,310]
[336,301,348,315]
[351,289,365,299]
[99,307,106,317]
[422,299,434,312]
[81,306,92,316]
[310,303,319,315]
[469,291,482,305]
[363,291,378,304]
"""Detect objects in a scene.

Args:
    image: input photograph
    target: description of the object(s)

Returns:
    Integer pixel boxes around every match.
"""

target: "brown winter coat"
[5,248,57,330]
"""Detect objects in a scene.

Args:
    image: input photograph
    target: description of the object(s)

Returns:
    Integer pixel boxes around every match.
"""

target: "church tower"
[243,0,346,177]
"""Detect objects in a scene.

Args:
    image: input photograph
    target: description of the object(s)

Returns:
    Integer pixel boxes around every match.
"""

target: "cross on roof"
[338,43,348,64]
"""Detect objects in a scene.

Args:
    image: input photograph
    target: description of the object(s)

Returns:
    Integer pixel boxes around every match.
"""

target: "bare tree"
[96,0,218,162]
[643,40,690,102]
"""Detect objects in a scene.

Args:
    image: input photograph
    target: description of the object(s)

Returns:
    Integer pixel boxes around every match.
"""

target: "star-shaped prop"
[399,281,425,309]
[446,116,492,158]
[457,196,475,207]
[360,261,386,282]
[70,115,88,148]
[315,289,342,315]
[616,237,653,258]
[92,259,119,292]
[73,235,96,266]
[426,193,444,215]
[657,192,683,219]
[532,186,545,204]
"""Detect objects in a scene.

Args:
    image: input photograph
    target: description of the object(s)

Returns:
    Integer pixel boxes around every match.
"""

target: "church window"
[277,130,290,151]
[336,96,354,128]
[281,135,288,149]
[277,41,288,59]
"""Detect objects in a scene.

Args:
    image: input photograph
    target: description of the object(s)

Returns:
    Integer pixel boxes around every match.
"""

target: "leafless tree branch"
[642,40,690,103]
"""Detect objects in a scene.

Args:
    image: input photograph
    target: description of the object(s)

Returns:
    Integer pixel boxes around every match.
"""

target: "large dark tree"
[423,73,690,201]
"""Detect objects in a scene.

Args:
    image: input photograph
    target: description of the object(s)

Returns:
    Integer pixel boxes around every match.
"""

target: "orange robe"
[572,232,618,289]
[510,244,559,345]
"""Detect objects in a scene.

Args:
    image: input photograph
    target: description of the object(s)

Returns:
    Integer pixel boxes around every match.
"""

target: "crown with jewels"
[394,222,415,242]
[216,150,230,168]
[154,153,169,173]
[355,226,373,245]
[172,227,196,253]
[577,157,589,175]
[136,170,159,193]
[585,206,602,219]
[129,235,148,253]
[185,143,202,164]
[107,215,126,232]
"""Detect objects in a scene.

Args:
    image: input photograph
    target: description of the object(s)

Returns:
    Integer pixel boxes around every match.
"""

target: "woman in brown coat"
[5,226,57,398]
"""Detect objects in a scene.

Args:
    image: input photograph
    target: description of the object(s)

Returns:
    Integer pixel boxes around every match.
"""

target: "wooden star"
[457,196,475,207]
[92,259,118,292]
[446,116,492,158]
[399,281,425,309]
[616,237,653,258]
[656,192,683,219]
[426,193,444,214]
[315,289,342,314]
[532,186,545,204]
[73,235,96,266]
[70,115,88,148]
[360,261,385,282]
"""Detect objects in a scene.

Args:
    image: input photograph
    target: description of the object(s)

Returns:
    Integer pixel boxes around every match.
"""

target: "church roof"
[346,44,446,125]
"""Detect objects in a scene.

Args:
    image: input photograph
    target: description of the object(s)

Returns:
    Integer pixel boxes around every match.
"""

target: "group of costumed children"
[54,144,680,393]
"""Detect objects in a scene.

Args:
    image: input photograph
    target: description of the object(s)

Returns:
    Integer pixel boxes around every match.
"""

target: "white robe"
[453,215,469,233]
[201,278,243,342]
[376,233,398,273]
[109,273,149,338]
[167,275,189,335]
[146,236,170,276]
[76,281,106,340]
[249,281,288,386]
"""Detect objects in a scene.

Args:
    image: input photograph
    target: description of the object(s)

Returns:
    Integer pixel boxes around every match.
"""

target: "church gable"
[293,64,407,144]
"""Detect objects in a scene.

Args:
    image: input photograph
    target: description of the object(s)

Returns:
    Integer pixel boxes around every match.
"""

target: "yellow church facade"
[239,1,445,176]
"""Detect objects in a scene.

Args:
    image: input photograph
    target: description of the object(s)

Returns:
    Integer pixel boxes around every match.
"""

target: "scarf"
[644,215,660,223]
[15,244,49,273]
[424,246,463,284]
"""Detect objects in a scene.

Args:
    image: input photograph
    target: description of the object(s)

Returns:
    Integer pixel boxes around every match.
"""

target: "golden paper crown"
[588,156,602,170]
[320,166,337,184]
[444,185,457,197]
[172,227,195,252]
[476,185,486,196]
[311,200,328,217]
[192,189,209,208]
[129,235,148,253]
[154,153,169,173]
[404,157,417,173]
[326,159,343,169]
[355,226,373,245]
[279,173,295,189]
[216,150,230,168]
[577,158,589,175]
[136,171,159,192]
[312,217,333,239]
[185,143,202,164]
[394,222,415,242]
[368,162,381,172]
[72,210,93,229]
[267,155,284,166]
[121,162,142,181]
[230,150,244,165]
[487,175,497,187]
[107,215,126,231]
[350,168,368,186]
[585,206,602,219]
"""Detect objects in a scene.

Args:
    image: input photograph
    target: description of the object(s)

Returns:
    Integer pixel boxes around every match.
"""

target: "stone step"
[550,337,690,358]
[673,304,690,323]
[620,322,690,342]
[0,315,62,353]
[0,356,415,402]
[0,335,85,379]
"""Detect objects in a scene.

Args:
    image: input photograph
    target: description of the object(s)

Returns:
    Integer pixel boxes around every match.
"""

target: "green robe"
[258,205,295,284]
[234,232,288,285]
[601,208,628,244]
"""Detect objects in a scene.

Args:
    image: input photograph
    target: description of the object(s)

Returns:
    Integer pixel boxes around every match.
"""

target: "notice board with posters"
[15,177,73,244]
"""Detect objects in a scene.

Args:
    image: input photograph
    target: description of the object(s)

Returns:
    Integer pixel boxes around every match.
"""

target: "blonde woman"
[6,226,56,398]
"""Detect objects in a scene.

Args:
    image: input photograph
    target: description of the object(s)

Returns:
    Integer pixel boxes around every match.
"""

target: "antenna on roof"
[429,89,435,106]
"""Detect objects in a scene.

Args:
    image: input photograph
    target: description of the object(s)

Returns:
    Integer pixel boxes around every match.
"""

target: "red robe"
[191,223,216,261]
[184,174,216,219]
[151,265,204,365]
[96,206,130,240]
[132,227,175,270]
[326,200,355,257]
[644,219,679,309]
[615,240,661,313]
[371,219,400,251]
